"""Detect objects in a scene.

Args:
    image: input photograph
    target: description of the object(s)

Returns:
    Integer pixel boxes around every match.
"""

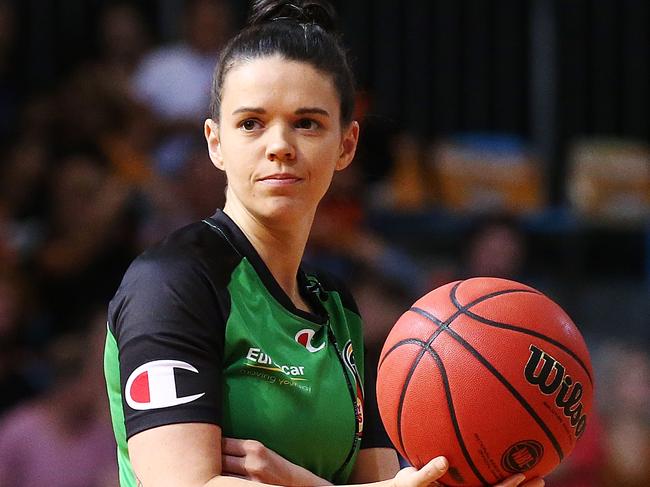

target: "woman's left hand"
[221,437,332,486]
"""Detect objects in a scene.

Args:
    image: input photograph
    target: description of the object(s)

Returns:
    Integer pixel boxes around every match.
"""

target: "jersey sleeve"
[107,250,227,440]
[360,346,393,450]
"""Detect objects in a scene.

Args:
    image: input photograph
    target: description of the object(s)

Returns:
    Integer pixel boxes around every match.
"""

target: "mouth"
[258,173,303,185]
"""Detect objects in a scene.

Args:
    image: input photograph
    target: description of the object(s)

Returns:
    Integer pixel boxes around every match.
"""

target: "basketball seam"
[437,324,565,462]
[379,284,525,370]
[394,344,427,466]
[424,346,490,485]
[449,299,593,386]
[382,338,491,485]
[379,282,566,477]
[412,303,566,462]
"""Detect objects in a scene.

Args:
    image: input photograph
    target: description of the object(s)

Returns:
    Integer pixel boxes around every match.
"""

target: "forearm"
[202,475,391,487]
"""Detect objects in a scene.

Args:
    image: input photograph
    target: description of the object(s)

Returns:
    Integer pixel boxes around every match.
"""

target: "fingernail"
[513,474,526,486]
[434,457,448,470]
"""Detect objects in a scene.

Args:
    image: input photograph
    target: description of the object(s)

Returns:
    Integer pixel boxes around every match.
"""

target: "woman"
[104,1,545,486]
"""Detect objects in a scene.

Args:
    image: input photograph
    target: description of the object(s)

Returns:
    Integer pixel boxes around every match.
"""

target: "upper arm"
[107,253,226,439]
[348,448,400,482]
[128,423,223,487]
[105,250,229,486]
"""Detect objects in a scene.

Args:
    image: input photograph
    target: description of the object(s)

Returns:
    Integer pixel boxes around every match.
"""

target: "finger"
[221,454,246,475]
[493,474,526,487]
[521,479,545,487]
[221,473,249,480]
[416,456,449,484]
[222,437,248,456]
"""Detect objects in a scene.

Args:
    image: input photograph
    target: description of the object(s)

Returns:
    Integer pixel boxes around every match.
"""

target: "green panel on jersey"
[104,328,138,487]
[222,258,364,483]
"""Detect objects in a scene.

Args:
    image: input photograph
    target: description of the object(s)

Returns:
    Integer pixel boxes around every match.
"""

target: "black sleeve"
[360,346,394,450]
[108,250,227,439]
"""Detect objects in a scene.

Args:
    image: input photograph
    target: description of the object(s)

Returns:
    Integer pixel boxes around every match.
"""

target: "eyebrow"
[295,107,330,117]
[231,107,330,117]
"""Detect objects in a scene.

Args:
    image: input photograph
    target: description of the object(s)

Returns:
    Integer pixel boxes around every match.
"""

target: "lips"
[258,173,302,185]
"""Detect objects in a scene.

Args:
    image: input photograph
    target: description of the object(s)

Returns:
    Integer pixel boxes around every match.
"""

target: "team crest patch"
[342,341,364,436]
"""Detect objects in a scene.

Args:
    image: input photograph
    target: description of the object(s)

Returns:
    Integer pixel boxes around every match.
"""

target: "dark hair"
[209,0,355,124]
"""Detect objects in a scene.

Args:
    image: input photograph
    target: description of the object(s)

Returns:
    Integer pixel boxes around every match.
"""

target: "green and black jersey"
[104,210,391,486]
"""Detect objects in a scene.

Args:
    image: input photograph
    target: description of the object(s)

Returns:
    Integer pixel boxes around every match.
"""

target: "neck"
[223,203,314,307]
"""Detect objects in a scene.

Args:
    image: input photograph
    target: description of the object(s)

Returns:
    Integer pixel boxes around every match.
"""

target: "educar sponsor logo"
[245,347,307,379]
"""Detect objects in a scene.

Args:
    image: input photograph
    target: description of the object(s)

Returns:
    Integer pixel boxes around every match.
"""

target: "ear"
[336,121,360,171]
[204,118,224,170]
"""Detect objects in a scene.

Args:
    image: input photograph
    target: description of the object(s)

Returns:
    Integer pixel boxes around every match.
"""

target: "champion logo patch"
[295,329,325,353]
[125,360,205,410]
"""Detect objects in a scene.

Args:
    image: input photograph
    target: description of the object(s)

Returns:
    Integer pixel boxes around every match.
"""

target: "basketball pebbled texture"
[376,277,594,486]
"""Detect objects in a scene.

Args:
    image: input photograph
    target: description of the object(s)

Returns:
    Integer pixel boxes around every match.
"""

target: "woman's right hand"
[392,457,449,487]
[221,437,331,486]
[392,457,545,487]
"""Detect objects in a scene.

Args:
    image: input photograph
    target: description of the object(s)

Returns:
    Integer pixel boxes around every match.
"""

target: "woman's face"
[205,55,359,227]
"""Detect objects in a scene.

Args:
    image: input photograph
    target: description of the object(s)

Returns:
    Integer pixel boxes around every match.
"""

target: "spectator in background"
[98,3,150,91]
[0,270,37,414]
[134,140,228,249]
[131,0,233,176]
[0,138,50,266]
[35,151,135,334]
[461,215,527,280]
[455,214,562,300]
[0,311,117,487]
[596,341,650,487]
[132,0,232,125]
[306,165,432,297]
[348,264,414,351]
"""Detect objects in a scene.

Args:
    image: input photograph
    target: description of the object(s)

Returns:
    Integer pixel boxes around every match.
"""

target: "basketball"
[376,277,594,486]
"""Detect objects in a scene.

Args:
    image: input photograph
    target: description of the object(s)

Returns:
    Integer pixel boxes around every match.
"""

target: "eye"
[239,119,262,131]
[295,118,320,130]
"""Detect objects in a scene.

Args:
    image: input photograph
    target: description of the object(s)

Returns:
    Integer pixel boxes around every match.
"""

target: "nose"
[265,124,296,162]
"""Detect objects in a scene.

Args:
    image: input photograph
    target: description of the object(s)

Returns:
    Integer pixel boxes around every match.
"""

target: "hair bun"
[248,0,337,32]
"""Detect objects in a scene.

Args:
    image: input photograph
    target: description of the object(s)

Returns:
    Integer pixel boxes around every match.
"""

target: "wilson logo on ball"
[524,345,587,437]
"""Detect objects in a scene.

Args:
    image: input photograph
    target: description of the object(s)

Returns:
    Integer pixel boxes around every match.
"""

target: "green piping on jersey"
[104,327,138,487]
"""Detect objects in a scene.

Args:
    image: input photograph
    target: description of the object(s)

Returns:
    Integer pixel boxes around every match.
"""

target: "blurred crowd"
[0,1,648,486]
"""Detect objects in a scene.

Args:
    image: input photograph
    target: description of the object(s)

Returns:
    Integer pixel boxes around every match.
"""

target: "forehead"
[221,55,340,116]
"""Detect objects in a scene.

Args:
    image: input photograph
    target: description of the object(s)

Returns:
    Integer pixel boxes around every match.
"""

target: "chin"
[256,199,313,225]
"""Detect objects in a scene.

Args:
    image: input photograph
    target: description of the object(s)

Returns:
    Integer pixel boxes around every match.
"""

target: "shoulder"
[127,220,238,285]
[108,220,241,336]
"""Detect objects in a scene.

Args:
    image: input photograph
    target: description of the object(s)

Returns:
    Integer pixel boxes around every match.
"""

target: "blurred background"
[0,0,648,486]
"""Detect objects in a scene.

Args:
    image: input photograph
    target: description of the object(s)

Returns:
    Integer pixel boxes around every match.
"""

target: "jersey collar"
[205,210,328,325]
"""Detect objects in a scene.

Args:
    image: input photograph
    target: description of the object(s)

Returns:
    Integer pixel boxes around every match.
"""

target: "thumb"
[415,456,448,485]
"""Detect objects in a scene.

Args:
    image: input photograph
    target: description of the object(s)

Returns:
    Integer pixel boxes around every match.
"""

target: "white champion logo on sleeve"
[125,360,205,410]
[295,329,325,353]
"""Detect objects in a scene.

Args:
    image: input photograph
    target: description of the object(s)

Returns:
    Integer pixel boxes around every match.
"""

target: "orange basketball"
[376,277,594,486]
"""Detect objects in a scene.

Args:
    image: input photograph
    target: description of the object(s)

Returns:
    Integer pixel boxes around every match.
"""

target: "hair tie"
[271,3,317,25]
